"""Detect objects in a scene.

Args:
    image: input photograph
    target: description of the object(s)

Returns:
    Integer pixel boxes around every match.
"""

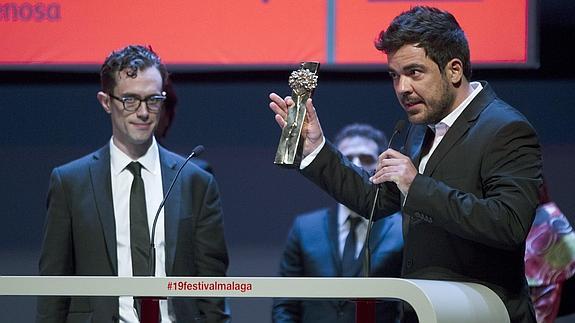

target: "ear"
[444,58,464,85]
[97,91,112,114]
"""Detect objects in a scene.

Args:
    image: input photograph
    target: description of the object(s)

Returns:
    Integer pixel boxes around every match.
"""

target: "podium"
[0,276,509,323]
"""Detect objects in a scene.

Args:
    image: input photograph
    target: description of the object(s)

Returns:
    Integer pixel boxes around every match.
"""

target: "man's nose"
[136,102,150,118]
[397,75,412,95]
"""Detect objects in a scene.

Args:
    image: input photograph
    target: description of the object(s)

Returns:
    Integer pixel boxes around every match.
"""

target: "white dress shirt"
[110,137,172,322]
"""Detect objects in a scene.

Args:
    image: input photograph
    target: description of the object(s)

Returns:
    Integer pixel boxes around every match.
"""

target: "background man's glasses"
[345,153,377,166]
[108,92,166,113]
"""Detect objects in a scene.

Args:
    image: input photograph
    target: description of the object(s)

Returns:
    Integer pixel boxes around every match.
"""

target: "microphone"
[148,144,205,276]
[362,121,406,277]
[387,120,406,151]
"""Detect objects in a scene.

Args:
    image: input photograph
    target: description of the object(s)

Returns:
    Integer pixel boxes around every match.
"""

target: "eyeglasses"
[345,153,377,166]
[108,92,167,113]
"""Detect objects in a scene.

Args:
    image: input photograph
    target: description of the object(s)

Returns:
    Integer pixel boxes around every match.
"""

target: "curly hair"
[100,45,169,94]
[375,6,471,80]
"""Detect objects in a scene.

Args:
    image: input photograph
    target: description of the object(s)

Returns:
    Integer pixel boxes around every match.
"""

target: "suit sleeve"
[301,141,402,220]
[36,168,74,323]
[272,218,304,323]
[404,119,542,250]
[193,174,231,322]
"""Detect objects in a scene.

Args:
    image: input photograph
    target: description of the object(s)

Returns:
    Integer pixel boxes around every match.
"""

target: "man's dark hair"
[334,123,388,154]
[100,45,169,94]
[375,6,472,80]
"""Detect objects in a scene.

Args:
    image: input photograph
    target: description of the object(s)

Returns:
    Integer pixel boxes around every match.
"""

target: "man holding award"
[268,6,542,323]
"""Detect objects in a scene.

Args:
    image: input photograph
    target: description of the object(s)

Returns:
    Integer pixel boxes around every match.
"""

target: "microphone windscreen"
[191,145,205,157]
[394,120,406,134]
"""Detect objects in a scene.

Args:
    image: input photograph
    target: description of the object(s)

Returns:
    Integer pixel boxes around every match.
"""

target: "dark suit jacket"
[273,208,403,323]
[37,144,230,323]
[301,82,542,323]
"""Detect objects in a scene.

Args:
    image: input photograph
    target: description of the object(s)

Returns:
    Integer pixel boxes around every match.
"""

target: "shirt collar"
[110,137,160,176]
[337,204,365,227]
[436,81,483,129]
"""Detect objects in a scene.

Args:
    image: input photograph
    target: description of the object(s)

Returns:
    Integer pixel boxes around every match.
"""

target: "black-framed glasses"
[108,91,167,113]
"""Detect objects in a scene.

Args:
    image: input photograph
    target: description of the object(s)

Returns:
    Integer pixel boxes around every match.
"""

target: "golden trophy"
[274,62,320,168]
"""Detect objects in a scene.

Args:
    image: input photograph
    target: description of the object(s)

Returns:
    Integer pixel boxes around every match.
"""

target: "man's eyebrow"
[404,63,426,70]
[118,92,162,98]
[391,63,426,74]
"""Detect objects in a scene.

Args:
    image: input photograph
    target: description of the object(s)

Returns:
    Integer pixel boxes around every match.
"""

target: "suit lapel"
[159,147,180,275]
[422,119,470,176]
[410,126,428,168]
[325,210,342,276]
[366,220,387,256]
[401,126,428,235]
[89,146,118,274]
[353,219,388,277]
[423,81,495,176]
[352,247,366,277]
[325,210,350,310]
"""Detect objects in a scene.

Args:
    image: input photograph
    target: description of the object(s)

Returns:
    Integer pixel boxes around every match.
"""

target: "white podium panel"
[0,276,509,323]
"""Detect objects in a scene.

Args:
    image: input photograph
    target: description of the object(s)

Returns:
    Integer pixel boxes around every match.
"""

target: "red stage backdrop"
[0,0,537,69]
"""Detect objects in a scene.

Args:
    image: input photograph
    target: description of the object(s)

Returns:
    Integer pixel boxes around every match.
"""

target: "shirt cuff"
[299,137,326,170]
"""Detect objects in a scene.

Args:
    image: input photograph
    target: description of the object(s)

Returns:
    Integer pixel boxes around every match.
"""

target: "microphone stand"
[356,121,405,323]
[148,145,205,276]
[362,121,405,278]
[140,145,205,323]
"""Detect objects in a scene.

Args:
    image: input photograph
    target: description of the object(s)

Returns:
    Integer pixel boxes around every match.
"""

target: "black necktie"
[126,162,151,276]
[126,162,160,322]
[342,216,360,277]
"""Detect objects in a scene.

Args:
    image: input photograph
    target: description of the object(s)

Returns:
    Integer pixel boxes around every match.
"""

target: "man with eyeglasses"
[37,45,230,323]
[273,123,403,323]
